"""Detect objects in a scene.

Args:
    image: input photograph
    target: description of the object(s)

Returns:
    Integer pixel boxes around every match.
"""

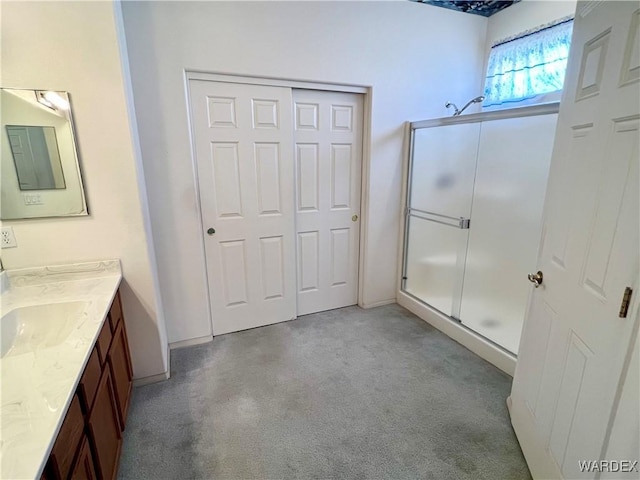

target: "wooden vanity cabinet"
[108,321,133,430]
[46,396,84,479]
[78,348,101,414]
[87,367,121,480]
[44,289,133,480]
[69,437,97,480]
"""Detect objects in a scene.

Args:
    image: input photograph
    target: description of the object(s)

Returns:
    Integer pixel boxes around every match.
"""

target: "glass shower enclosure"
[401,104,559,354]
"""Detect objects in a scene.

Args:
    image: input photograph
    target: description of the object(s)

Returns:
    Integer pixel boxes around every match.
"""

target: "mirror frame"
[1,88,89,220]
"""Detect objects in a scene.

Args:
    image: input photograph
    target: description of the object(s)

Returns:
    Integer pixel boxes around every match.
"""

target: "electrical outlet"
[1,227,17,248]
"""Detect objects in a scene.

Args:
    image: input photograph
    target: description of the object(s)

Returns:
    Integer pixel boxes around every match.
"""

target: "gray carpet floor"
[118,304,531,479]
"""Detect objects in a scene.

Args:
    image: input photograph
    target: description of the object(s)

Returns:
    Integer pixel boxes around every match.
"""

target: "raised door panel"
[297,231,319,293]
[108,322,133,431]
[296,143,319,212]
[78,347,101,414]
[211,142,243,218]
[218,240,249,307]
[255,143,282,216]
[87,369,122,480]
[69,436,97,480]
[95,320,112,367]
[330,144,352,210]
[108,292,123,332]
[330,228,350,287]
[259,236,285,301]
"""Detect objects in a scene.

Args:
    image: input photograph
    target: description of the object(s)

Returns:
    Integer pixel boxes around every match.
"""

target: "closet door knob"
[207,227,216,236]
[527,271,543,288]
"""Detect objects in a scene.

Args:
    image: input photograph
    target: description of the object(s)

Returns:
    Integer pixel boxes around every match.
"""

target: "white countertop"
[0,260,122,480]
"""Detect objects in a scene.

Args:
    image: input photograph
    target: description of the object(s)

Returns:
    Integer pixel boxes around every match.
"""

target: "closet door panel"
[460,113,558,354]
[189,80,296,335]
[293,89,363,316]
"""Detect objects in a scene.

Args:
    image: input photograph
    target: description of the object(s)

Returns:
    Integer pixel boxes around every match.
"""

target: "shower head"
[455,95,486,116]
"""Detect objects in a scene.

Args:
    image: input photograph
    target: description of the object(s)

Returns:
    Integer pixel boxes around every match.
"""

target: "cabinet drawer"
[108,292,123,333]
[96,319,112,366]
[47,395,84,479]
[78,347,101,414]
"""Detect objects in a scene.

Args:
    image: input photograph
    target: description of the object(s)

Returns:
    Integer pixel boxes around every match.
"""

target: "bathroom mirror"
[1,88,88,219]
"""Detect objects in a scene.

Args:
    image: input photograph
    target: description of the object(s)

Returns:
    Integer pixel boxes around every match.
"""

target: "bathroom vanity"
[0,260,132,479]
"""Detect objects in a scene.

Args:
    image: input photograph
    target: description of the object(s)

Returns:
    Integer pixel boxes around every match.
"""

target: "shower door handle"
[406,208,470,229]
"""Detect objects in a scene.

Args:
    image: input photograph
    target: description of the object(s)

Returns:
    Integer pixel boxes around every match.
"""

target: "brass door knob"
[527,271,543,288]
[352,214,359,222]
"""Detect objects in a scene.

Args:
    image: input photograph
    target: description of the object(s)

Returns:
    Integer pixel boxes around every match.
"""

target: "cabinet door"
[87,368,121,480]
[108,322,133,430]
[69,435,97,480]
[47,395,84,479]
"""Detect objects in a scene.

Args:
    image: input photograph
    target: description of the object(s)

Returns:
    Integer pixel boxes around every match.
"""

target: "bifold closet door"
[293,90,363,316]
[188,80,296,335]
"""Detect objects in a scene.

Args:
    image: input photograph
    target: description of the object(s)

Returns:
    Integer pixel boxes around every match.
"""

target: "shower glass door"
[402,106,558,355]
[458,114,557,353]
[402,122,481,318]
[404,214,468,316]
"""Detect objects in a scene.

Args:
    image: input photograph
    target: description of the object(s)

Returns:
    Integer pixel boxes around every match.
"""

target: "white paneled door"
[510,2,639,479]
[189,81,364,334]
[188,80,297,335]
[293,90,363,316]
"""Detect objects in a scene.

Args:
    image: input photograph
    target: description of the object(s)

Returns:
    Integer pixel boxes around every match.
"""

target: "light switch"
[23,193,43,205]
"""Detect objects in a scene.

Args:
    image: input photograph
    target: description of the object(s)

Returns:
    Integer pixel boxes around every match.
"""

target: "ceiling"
[410,0,521,17]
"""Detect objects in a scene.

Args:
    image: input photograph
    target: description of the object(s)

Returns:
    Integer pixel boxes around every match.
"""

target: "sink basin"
[1,301,89,358]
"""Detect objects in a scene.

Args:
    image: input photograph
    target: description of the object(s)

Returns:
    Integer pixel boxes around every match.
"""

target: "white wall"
[120,1,488,343]
[0,1,169,380]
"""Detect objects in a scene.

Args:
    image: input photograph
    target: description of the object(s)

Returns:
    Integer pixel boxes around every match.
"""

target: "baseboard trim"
[359,299,396,309]
[133,370,170,387]
[397,291,516,376]
[170,335,213,350]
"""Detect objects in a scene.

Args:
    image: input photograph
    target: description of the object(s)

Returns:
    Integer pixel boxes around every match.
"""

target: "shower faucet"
[445,95,485,116]
[444,101,460,116]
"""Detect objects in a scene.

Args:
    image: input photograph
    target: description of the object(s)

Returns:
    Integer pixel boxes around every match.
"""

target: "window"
[483,18,574,107]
